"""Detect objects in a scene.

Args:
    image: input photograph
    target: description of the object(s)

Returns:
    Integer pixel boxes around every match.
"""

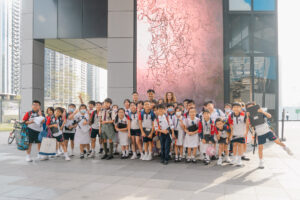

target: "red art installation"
[137,0,224,107]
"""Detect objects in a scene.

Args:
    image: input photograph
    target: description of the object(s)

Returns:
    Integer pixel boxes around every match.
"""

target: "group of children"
[22,90,293,169]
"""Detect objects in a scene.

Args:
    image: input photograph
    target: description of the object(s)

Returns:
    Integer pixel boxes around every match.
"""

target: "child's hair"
[137,100,144,105]
[203,100,214,107]
[157,104,165,109]
[80,104,87,109]
[147,89,155,94]
[112,104,119,109]
[46,107,54,114]
[224,103,232,108]
[104,98,113,104]
[88,101,96,106]
[118,108,125,113]
[183,99,189,103]
[188,99,195,105]
[123,99,131,104]
[68,103,76,108]
[167,103,174,108]
[232,102,241,107]
[202,108,210,114]
[144,100,150,104]
[55,107,64,114]
[130,102,136,107]
[96,101,102,105]
[151,99,157,104]
[132,91,138,95]
[32,100,41,105]
[175,106,183,112]
[215,118,224,124]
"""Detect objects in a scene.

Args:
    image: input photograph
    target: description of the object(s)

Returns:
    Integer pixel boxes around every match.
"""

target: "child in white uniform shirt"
[114,108,130,159]
[173,107,185,162]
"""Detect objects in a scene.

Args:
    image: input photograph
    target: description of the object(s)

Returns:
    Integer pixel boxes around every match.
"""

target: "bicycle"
[8,120,23,144]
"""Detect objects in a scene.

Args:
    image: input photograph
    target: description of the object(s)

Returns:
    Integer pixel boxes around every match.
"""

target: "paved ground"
[0,122,299,200]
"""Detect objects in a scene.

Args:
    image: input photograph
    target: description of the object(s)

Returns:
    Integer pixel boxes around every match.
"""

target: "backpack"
[90,110,97,124]
[230,112,247,124]
[140,110,155,121]
[16,124,29,151]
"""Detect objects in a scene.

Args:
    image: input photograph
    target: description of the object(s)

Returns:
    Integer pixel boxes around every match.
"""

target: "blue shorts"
[258,131,277,145]
[231,137,245,144]
[130,129,141,136]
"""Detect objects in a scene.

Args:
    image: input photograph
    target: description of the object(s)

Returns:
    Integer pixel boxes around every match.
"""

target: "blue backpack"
[16,124,29,151]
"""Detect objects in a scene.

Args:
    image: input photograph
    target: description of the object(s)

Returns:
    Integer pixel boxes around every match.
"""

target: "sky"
[278,0,300,107]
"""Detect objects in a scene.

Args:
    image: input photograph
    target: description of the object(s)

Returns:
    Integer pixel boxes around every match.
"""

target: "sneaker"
[163,160,168,165]
[203,158,210,165]
[230,157,236,165]
[114,152,120,156]
[236,158,243,167]
[217,158,222,166]
[26,155,33,162]
[106,155,113,160]
[147,154,152,161]
[175,156,179,162]
[120,155,125,159]
[142,154,148,161]
[211,155,217,160]
[283,146,293,156]
[131,154,137,160]
[70,150,75,157]
[87,150,92,156]
[258,160,264,169]
[140,154,144,160]
[199,153,205,160]
[99,148,103,154]
[65,155,71,161]
[83,150,87,154]
[224,156,231,163]
[179,156,183,162]
[192,158,197,163]
[101,154,108,160]
[186,158,191,163]
[88,152,95,158]
[241,155,250,161]
[80,154,84,159]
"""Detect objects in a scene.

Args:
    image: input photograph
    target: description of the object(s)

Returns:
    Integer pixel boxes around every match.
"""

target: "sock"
[64,152,69,157]
[125,150,129,156]
[109,143,114,156]
[104,143,108,155]
[149,152,152,156]
[133,152,137,156]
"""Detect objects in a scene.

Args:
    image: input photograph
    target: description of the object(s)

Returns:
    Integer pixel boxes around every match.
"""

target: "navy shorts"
[28,128,41,144]
[143,129,153,143]
[63,133,75,141]
[231,137,245,144]
[91,128,100,138]
[54,134,64,142]
[130,129,141,136]
[258,131,277,145]
[200,133,215,144]
[218,137,228,144]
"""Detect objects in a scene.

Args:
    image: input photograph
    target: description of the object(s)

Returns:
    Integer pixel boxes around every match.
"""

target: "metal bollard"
[281,108,286,141]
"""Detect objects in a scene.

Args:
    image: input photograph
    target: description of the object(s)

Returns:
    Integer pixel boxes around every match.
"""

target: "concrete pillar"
[107,0,134,106]
[20,0,44,116]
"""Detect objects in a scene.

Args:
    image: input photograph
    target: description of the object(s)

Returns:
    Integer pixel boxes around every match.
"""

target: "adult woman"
[164,92,177,104]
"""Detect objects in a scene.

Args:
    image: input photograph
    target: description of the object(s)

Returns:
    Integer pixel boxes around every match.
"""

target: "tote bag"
[39,137,56,156]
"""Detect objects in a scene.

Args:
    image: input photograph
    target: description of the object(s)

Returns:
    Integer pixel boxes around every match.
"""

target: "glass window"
[229,0,251,11]
[253,15,276,54]
[229,57,252,103]
[228,15,250,54]
[253,0,275,11]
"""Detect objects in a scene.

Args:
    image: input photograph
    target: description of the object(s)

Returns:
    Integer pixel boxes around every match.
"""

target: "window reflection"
[229,57,251,103]
[229,0,251,11]
[229,15,250,54]
[253,15,276,54]
[253,0,275,11]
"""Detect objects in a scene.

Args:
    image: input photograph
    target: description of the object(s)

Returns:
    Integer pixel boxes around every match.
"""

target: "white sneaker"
[236,158,243,166]
[70,150,74,156]
[283,146,293,156]
[88,151,95,158]
[199,153,205,160]
[26,155,33,162]
[147,154,152,161]
[131,154,137,160]
[224,156,231,163]
[65,155,71,161]
[258,160,264,169]
[143,153,149,161]
[217,158,222,166]
[140,154,144,160]
[230,157,236,165]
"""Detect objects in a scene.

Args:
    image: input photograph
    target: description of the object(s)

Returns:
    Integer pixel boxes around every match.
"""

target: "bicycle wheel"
[8,132,15,144]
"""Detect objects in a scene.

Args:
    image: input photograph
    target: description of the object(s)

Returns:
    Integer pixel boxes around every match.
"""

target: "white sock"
[64,152,69,157]
[133,152,137,156]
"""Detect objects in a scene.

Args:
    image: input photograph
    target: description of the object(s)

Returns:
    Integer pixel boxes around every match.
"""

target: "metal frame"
[223,0,279,134]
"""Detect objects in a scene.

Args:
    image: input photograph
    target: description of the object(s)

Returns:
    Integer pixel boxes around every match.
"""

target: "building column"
[107,0,134,106]
[20,0,44,117]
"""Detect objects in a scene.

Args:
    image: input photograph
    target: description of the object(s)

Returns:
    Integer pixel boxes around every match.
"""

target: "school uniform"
[218,124,231,144]
[46,116,64,142]
[63,113,76,141]
[210,108,225,121]
[139,110,155,143]
[74,113,91,145]
[154,114,174,162]
[90,110,101,138]
[253,115,276,145]
[199,118,217,144]
[100,108,115,140]
[129,111,141,136]
[22,111,44,144]
[184,117,200,148]
[115,116,130,146]
[171,114,185,146]
[228,112,247,144]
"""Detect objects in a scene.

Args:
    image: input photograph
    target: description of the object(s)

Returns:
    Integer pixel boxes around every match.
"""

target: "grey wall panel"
[58,0,83,38]
[33,0,57,39]
[83,0,108,38]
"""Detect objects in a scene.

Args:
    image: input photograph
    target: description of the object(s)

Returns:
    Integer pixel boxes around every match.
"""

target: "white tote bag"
[39,138,57,156]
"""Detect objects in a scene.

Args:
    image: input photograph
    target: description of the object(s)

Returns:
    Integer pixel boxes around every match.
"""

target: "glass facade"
[224,0,278,133]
